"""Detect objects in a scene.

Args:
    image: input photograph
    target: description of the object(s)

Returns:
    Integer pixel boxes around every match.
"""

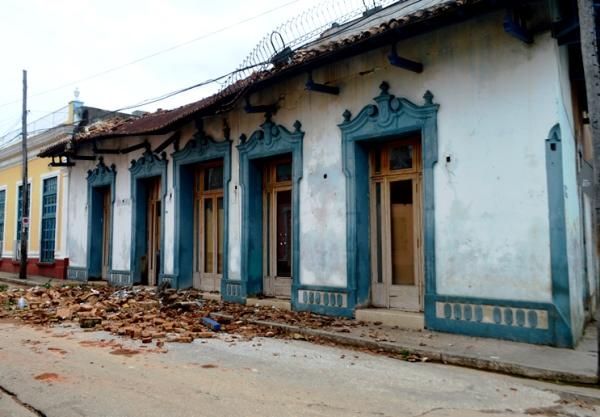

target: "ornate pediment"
[87,157,116,186]
[238,114,303,153]
[339,81,438,136]
[129,150,167,176]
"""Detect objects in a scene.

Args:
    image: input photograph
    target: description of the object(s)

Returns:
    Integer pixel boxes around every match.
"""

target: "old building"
[0,102,81,278]
[40,0,597,347]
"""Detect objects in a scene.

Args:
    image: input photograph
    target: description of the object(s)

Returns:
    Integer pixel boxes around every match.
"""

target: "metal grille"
[40,177,57,263]
[16,184,30,242]
[223,0,400,88]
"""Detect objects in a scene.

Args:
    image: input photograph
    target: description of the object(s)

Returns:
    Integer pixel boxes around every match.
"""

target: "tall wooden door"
[262,157,292,298]
[101,187,111,279]
[146,178,161,286]
[370,138,423,311]
[193,162,224,292]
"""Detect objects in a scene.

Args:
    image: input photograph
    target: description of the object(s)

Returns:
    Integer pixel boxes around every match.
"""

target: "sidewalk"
[211,312,598,385]
[0,272,106,288]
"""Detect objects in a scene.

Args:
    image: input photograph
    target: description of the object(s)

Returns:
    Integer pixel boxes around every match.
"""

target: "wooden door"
[101,188,111,279]
[146,178,161,286]
[369,138,423,311]
[263,157,292,298]
[193,162,224,292]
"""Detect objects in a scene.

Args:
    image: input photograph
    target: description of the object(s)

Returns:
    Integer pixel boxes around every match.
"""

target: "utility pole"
[576,0,600,382]
[19,70,28,280]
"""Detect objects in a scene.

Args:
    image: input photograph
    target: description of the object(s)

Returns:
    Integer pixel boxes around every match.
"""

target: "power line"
[0,0,302,110]
[3,0,409,147]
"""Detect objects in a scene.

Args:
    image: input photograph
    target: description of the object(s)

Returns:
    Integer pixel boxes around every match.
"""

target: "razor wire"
[222,0,401,88]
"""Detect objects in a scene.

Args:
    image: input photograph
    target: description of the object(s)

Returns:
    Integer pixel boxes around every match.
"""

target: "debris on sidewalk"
[0,285,360,348]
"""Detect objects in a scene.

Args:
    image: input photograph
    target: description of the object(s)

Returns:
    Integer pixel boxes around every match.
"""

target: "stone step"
[355,308,424,330]
[246,297,291,311]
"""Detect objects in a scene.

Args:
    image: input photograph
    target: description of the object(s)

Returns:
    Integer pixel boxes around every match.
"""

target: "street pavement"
[0,321,599,417]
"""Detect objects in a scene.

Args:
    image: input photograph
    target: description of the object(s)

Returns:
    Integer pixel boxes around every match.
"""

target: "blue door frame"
[339,82,574,347]
[129,151,168,285]
[172,125,232,290]
[86,157,116,280]
[230,116,303,306]
[339,82,439,315]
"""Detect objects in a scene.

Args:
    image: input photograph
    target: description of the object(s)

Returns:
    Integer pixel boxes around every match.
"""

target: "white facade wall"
[64,12,586,335]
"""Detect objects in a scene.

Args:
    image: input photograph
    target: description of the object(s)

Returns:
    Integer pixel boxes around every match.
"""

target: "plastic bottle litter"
[17,296,28,309]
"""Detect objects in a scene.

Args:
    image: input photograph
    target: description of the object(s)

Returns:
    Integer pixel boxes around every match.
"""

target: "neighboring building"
[0,103,80,278]
[0,99,130,279]
[40,0,597,347]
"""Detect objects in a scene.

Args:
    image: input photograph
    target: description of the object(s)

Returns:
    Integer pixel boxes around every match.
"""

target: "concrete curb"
[0,275,105,288]
[211,312,598,386]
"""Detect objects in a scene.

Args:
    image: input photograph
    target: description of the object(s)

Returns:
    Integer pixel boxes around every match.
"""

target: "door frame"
[339,82,439,313]
[130,151,168,285]
[172,124,232,290]
[235,116,304,305]
[369,169,423,311]
[86,157,116,280]
[262,156,293,297]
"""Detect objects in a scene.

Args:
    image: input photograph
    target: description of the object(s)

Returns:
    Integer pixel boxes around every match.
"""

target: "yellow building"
[0,102,79,278]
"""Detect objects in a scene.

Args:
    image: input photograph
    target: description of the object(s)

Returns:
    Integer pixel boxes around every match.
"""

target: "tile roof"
[39,0,481,157]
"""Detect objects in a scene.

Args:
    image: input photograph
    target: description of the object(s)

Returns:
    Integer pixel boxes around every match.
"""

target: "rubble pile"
[0,285,357,346]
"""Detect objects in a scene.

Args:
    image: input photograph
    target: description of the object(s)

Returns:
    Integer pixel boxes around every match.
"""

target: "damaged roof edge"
[39,0,506,158]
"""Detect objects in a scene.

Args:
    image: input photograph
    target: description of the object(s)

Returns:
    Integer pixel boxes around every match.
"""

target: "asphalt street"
[0,321,599,417]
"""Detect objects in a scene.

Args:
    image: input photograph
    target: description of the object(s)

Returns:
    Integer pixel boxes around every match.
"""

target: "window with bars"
[40,177,57,263]
[0,189,5,244]
[16,184,31,242]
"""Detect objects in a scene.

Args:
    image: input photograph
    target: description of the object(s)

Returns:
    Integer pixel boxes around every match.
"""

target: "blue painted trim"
[222,279,246,303]
[406,124,575,348]
[339,82,439,311]
[86,157,116,280]
[67,266,88,282]
[129,151,168,284]
[236,115,304,307]
[425,294,559,346]
[172,125,232,290]
[108,269,132,286]
[293,284,354,317]
[545,124,573,347]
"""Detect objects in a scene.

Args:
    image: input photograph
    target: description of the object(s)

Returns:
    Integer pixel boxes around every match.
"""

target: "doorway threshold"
[355,308,424,330]
[246,297,291,311]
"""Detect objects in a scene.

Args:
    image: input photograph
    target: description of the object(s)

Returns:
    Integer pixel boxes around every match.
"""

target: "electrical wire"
[2,0,424,147]
[0,0,302,110]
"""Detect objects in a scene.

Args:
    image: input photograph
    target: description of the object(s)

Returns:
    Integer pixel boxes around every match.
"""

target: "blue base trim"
[293,284,355,318]
[425,294,573,347]
[108,270,132,286]
[159,274,177,287]
[67,266,88,282]
[222,279,246,304]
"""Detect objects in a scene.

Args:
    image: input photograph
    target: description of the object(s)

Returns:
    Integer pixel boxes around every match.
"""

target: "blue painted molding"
[293,284,354,317]
[108,269,132,286]
[67,266,88,282]
[129,150,168,284]
[235,115,304,306]
[425,124,575,348]
[425,294,556,345]
[545,124,573,347]
[86,157,116,280]
[172,123,232,290]
[338,81,439,311]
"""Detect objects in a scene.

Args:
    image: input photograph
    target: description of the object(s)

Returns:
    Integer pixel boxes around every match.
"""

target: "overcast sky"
[0,0,335,137]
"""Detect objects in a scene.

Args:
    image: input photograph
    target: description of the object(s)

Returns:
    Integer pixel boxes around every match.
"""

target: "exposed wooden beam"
[305,72,340,95]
